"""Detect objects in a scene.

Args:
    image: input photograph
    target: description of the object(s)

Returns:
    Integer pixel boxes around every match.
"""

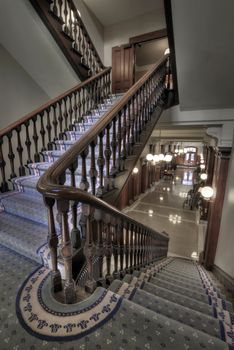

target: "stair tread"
[0,211,47,263]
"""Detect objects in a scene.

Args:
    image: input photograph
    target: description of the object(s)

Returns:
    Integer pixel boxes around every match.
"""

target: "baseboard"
[213,264,234,297]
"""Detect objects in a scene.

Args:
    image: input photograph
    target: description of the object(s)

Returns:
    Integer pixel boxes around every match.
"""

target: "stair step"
[0,211,47,263]
[114,282,228,340]
[0,191,48,226]
[158,269,205,285]
[141,280,216,317]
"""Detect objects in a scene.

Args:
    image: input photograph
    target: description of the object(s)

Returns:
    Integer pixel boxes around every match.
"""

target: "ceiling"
[83,0,164,27]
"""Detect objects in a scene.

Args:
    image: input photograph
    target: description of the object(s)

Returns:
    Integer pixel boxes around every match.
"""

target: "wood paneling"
[112,45,135,93]
[129,29,167,45]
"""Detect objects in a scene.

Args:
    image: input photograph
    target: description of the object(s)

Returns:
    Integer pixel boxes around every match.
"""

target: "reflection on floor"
[124,168,198,259]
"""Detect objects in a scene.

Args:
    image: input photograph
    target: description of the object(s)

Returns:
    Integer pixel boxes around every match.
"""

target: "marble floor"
[124,168,199,259]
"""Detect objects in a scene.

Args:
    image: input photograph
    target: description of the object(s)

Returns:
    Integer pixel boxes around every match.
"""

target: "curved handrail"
[36,55,170,302]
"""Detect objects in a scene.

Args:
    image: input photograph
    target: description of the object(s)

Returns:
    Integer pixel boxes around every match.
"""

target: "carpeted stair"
[0,94,123,264]
[109,257,234,348]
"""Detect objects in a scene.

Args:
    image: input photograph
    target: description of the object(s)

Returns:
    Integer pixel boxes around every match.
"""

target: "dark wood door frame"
[129,29,167,45]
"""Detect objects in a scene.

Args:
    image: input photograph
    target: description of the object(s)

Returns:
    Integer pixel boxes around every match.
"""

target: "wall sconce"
[200,173,208,181]
[132,167,139,174]
[148,209,154,217]
[200,186,214,200]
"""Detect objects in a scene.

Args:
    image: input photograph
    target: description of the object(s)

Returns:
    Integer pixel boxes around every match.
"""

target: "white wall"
[0,0,79,99]
[172,0,234,110]
[215,133,234,278]
[73,0,104,62]
[0,45,49,129]
[104,9,166,67]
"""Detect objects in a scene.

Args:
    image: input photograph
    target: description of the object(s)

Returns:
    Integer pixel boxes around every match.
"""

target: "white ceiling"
[83,0,164,27]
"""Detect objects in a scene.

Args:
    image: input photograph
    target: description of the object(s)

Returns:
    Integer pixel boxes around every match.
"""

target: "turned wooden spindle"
[119,222,124,276]
[58,101,64,138]
[40,112,46,152]
[52,104,58,141]
[69,159,81,249]
[112,221,119,279]
[0,136,8,192]
[79,148,89,191]
[57,199,76,303]
[125,223,129,272]
[24,121,32,164]
[57,0,63,22]
[16,126,25,177]
[46,108,53,150]
[104,124,112,191]
[117,110,122,172]
[6,132,16,179]
[84,205,97,293]
[94,209,105,285]
[44,197,62,293]
[129,223,134,271]
[110,116,117,175]
[89,139,97,195]
[63,0,69,35]
[32,116,40,162]
[105,220,113,283]
[68,94,73,130]
[96,131,105,197]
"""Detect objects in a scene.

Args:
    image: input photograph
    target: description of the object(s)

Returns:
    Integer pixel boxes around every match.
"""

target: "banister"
[0,68,111,138]
[37,56,168,184]
[69,0,105,70]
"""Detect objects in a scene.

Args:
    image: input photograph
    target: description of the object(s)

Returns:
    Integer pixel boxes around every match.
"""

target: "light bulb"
[200,173,208,180]
[132,167,139,174]
[146,153,153,161]
[201,186,214,199]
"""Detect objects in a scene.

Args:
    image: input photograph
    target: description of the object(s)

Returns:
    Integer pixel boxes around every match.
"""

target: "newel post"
[57,199,76,304]
[44,197,62,294]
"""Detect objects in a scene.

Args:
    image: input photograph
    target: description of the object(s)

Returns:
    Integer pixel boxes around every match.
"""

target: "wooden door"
[112,44,135,93]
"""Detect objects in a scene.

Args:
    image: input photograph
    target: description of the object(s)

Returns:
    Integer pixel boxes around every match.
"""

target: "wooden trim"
[213,264,234,297]
[129,29,167,45]
[164,0,179,104]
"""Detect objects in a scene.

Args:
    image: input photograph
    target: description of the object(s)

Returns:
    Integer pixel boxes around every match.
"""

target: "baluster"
[81,88,86,117]
[142,229,146,266]
[137,227,143,266]
[119,222,124,277]
[86,84,90,113]
[81,31,86,61]
[145,231,149,264]
[121,106,127,170]
[125,223,129,272]
[58,0,63,22]
[104,124,112,191]
[139,227,143,267]
[0,137,8,192]
[63,0,69,35]
[51,0,58,17]
[57,101,63,138]
[84,205,97,293]
[40,112,46,152]
[69,159,81,249]
[129,223,134,272]
[130,98,136,153]
[46,108,53,150]
[73,18,78,51]
[110,116,117,175]
[52,104,58,141]
[96,131,105,197]
[32,116,40,162]
[133,225,138,268]
[77,90,82,121]
[64,97,69,131]
[117,110,122,172]
[16,126,25,176]
[89,139,97,195]
[77,20,82,53]
[68,2,73,39]
[79,148,89,191]
[112,220,119,279]
[57,199,76,303]
[25,121,32,164]
[73,92,78,124]
[94,209,105,285]
[6,133,16,179]
[105,219,113,284]
[44,197,62,293]
[68,95,73,130]
[126,101,131,155]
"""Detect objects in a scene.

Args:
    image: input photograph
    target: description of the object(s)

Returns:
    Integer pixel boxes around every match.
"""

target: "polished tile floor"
[124,168,198,259]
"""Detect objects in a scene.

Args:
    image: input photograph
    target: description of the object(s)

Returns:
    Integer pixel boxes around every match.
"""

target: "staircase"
[0,93,122,264]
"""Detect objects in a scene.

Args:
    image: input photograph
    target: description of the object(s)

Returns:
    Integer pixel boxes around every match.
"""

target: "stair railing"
[0,68,111,192]
[30,0,104,78]
[37,55,170,303]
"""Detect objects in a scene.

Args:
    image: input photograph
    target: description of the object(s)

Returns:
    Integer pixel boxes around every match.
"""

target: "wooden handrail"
[0,68,111,138]
[38,56,168,184]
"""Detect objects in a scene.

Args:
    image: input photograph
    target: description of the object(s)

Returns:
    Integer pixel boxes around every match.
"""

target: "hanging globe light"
[132,167,139,174]
[146,153,153,161]
[200,164,205,170]
[200,186,214,200]
[153,154,160,163]
[200,173,208,180]
[164,154,173,162]
[159,153,165,161]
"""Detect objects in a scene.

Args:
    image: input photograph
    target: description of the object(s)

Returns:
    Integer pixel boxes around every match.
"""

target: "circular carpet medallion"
[16,266,122,341]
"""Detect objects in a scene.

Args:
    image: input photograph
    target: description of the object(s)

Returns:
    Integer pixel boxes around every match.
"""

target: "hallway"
[124,168,199,259]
